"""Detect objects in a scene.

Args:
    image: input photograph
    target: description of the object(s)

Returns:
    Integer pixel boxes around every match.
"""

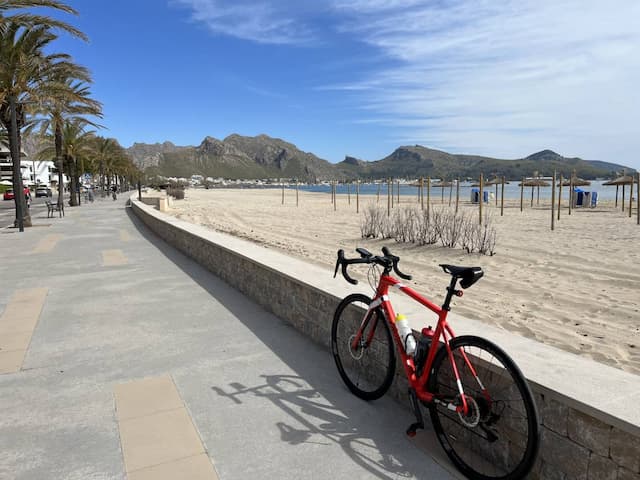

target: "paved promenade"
[0,197,456,480]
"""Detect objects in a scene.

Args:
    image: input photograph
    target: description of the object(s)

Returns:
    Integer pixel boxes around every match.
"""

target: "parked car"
[35,185,52,197]
[3,189,14,201]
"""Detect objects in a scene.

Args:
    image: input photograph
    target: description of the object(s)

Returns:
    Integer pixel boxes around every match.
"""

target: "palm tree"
[93,137,119,193]
[33,71,102,206]
[38,118,95,204]
[0,24,60,228]
[0,3,86,229]
[0,0,86,39]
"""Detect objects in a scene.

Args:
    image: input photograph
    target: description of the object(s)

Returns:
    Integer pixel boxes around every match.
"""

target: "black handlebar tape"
[334,250,344,278]
[381,246,412,280]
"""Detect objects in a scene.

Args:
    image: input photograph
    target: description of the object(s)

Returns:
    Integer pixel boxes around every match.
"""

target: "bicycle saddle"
[439,264,484,289]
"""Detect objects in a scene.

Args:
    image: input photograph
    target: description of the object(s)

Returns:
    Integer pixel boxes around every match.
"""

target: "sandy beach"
[166,188,640,375]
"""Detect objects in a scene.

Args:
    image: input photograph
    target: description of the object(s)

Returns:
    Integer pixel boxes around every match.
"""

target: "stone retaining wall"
[131,198,640,480]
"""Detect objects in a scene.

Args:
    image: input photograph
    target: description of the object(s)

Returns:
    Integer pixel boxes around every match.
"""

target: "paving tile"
[120,230,131,242]
[114,375,184,421]
[127,454,218,480]
[0,331,33,352]
[0,350,26,374]
[102,249,128,266]
[118,408,205,473]
[32,234,63,254]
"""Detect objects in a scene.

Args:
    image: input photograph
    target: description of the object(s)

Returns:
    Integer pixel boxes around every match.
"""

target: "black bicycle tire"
[428,335,540,480]
[331,293,396,400]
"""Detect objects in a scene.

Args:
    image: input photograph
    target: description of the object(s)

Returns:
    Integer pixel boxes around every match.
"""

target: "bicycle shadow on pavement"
[212,373,415,479]
[125,209,456,480]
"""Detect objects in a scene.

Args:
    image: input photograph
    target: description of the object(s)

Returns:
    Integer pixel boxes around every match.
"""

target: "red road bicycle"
[331,247,540,480]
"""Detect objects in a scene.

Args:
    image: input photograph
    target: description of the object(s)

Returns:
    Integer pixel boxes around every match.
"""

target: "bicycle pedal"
[406,421,424,437]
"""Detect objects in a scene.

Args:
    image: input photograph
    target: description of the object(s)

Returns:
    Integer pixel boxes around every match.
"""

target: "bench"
[45,200,64,218]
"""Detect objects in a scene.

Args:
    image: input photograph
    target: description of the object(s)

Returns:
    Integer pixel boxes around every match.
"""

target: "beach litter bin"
[470,188,489,203]
[573,189,597,208]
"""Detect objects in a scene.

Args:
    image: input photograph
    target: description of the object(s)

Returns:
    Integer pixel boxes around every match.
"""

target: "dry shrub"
[360,204,498,255]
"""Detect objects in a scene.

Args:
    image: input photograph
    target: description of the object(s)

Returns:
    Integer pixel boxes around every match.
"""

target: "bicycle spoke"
[429,336,539,479]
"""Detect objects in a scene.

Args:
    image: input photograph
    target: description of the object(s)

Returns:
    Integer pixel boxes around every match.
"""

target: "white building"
[0,145,68,188]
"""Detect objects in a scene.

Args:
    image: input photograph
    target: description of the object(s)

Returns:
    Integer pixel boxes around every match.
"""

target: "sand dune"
[166,188,640,375]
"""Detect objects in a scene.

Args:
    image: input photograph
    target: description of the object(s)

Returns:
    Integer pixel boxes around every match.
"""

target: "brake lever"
[334,250,343,278]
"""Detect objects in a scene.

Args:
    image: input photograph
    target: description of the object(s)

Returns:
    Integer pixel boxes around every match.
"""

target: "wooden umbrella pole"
[420,177,424,210]
[479,173,484,225]
[557,174,562,221]
[449,181,453,206]
[520,177,524,212]
[495,183,498,206]
[530,184,534,207]
[426,176,431,222]
[568,178,573,215]
[387,178,391,217]
[622,184,626,212]
[551,170,556,231]
[397,180,400,205]
[282,180,285,205]
[615,185,619,208]
[500,176,505,216]
[391,178,395,208]
[356,179,359,214]
[637,173,640,225]
[296,181,299,207]
[456,178,460,215]
[348,182,351,205]
[441,182,444,204]
[629,177,633,218]
[334,182,337,211]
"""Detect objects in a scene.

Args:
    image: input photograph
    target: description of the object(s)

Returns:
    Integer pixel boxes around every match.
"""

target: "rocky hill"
[127,134,634,181]
[130,134,335,181]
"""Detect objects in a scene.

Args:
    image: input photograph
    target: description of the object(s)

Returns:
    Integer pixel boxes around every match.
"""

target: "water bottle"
[414,326,435,377]
[395,314,416,355]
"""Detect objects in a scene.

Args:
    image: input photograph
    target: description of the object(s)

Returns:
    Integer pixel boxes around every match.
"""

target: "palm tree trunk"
[8,95,30,230]
[55,123,65,208]
[68,154,78,206]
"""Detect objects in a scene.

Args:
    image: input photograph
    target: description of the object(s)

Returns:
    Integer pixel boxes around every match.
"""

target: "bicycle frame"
[358,273,481,414]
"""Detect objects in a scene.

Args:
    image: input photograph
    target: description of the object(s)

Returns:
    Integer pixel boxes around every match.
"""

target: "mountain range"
[127,134,634,181]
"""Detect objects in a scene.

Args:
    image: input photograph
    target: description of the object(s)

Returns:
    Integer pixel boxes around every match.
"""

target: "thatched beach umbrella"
[602,175,634,186]
[431,181,453,203]
[519,178,550,187]
[519,177,550,207]
[561,177,590,187]
[604,175,635,210]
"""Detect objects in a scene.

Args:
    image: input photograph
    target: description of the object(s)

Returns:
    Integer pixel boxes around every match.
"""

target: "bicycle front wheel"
[428,336,539,480]
[331,294,396,400]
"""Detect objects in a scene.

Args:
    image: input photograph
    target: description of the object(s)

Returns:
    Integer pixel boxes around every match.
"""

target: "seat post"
[442,276,459,311]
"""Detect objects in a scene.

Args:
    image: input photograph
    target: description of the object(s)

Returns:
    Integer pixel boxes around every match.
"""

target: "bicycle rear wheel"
[331,294,396,400]
[428,336,539,480]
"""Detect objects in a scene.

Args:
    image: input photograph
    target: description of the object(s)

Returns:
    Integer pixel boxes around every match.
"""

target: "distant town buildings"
[0,145,68,188]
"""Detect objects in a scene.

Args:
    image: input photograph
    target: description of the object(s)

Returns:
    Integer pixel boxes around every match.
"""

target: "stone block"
[540,460,568,480]
[588,453,618,480]
[568,408,611,457]
[542,429,590,480]
[611,427,640,473]
[541,394,569,436]
[619,467,640,480]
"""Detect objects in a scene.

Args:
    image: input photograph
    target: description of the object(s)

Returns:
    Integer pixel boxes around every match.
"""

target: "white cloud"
[330,0,640,163]
[173,0,317,44]
[174,0,640,164]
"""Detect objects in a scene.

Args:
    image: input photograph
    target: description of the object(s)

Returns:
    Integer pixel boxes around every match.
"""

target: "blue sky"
[47,0,640,170]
